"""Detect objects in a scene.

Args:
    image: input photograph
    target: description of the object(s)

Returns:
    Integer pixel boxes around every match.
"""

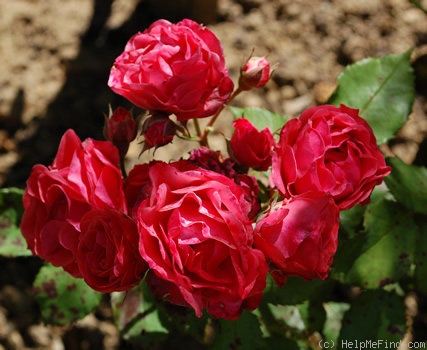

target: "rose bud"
[230,118,275,171]
[141,112,177,151]
[103,106,137,158]
[238,56,272,91]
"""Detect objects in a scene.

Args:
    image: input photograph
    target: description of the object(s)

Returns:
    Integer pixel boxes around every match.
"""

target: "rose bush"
[10,17,416,348]
[254,192,339,287]
[134,161,268,320]
[108,19,234,121]
[20,129,127,278]
[270,104,391,210]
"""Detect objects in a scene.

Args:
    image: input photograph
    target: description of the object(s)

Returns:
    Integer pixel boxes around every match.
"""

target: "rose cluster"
[20,19,390,320]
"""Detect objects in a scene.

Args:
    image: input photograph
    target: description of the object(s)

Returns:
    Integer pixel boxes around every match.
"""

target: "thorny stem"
[119,154,127,179]
[199,87,243,147]
[194,118,202,138]
[117,146,129,178]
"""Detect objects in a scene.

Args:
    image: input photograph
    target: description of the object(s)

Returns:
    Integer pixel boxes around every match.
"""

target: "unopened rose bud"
[238,56,272,91]
[230,118,275,171]
[103,106,137,158]
[141,112,177,152]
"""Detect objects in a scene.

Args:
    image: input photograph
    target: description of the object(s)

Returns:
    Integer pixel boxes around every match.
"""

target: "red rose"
[124,162,156,215]
[189,147,261,219]
[270,104,391,210]
[141,112,177,151]
[77,208,148,293]
[234,174,261,220]
[108,19,234,121]
[230,118,275,171]
[238,56,272,91]
[189,146,237,177]
[20,129,127,277]
[254,192,339,287]
[135,162,268,320]
[103,106,137,157]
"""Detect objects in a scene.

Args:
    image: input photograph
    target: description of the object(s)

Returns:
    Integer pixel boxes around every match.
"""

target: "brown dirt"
[1,0,427,349]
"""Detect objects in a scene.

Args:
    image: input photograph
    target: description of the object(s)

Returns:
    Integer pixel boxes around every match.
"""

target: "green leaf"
[304,301,326,332]
[269,300,326,334]
[158,305,208,345]
[328,51,415,144]
[263,275,333,306]
[339,204,365,239]
[269,304,306,331]
[332,195,417,288]
[211,310,266,350]
[263,337,301,349]
[385,157,427,215]
[0,187,32,257]
[33,264,102,325]
[322,302,350,344]
[338,290,406,348]
[414,220,427,296]
[228,106,289,134]
[111,283,168,339]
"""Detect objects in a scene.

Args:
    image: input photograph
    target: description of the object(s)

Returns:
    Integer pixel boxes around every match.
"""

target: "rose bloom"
[108,19,234,121]
[77,208,148,293]
[188,147,261,219]
[20,129,127,277]
[254,192,339,287]
[124,161,160,215]
[135,161,268,320]
[230,118,275,171]
[270,104,391,210]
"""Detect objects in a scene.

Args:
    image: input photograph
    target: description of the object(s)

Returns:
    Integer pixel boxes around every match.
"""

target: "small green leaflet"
[229,106,289,135]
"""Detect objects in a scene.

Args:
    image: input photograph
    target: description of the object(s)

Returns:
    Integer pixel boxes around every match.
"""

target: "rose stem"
[119,156,127,179]
[199,87,243,147]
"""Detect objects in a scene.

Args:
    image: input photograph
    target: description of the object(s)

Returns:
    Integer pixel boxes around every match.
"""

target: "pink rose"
[20,129,127,277]
[270,104,391,210]
[238,56,272,91]
[254,192,339,287]
[230,118,275,171]
[77,208,148,293]
[135,161,268,320]
[108,19,234,121]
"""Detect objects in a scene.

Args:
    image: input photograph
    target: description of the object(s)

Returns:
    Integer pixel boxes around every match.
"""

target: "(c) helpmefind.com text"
[318,339,426,349]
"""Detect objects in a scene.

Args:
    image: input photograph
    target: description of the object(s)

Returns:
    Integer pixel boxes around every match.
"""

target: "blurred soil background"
[1,0,427,349]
